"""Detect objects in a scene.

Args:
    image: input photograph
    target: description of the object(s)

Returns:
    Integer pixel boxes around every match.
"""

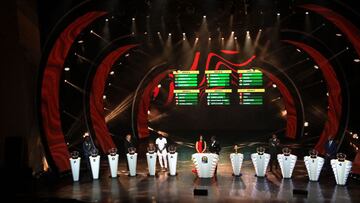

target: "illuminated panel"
[174,89,199,105]
[206,70,231,87]
[206,89,232,105]
[173,70,199,87]
[238,89,265,105]
[238,69,263,86]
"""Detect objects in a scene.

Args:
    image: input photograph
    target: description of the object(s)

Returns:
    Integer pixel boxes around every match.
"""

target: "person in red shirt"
[195,135,207,153]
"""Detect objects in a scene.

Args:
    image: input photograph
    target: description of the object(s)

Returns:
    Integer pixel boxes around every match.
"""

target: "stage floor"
[33,157,360,203]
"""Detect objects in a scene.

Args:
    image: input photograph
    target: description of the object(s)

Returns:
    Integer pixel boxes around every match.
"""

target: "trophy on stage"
[230,144,244,176]
[304,149,324,181]
[251,146,270,177]
[107,148,119,178]
[146,143,157,176]
[70,151,81,181]
[167,145,178,176]
[127,147,137,176]
[331,153,352,185]
[277,147,297,178]
[89,148,100,179]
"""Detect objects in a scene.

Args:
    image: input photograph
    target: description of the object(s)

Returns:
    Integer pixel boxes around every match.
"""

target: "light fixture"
[305,12,309,15]
[77,40,84,44]
[168,33,172,36]
[103,95,107,99]
[354,59,360,63]
[304,122,309,127]
[125,53,130,57]
[314,65,319,69]
[277,13,280,16]
[221,37,224,40]
[234,37,237,40]
[336,33,342,37]
[105,18,109,22]
[208,37,211,40]
[231,31,234,34]
[259,29,262,32]
[132,18,135,21]
[158,84,162,88]
[110,71,115,75]
[203,15,206,19]
[64,67,70,71]
[296,49,301,52]
[90,30,93,33]
[272,83,277,88]
[326,92,329,96]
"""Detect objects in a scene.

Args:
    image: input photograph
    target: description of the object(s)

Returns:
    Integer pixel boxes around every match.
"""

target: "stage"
[32,155,360,202]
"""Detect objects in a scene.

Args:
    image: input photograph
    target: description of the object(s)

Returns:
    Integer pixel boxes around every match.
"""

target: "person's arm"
[195,141,199,153]
[203,141,207,153]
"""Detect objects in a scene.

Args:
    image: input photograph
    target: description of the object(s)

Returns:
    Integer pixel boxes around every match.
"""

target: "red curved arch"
[284,40,342,154]
[41,11,107,172]
[90,44,138,153]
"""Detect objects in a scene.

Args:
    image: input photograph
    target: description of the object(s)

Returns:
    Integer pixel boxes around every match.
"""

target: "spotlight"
[168,33,172,36]
[105,18,109,22]
[183,33,186,36]
[157,32,160,35]
[354,59,360,63]
[234,37,237,40]
[304,122,309,127]
[77,40,84,44]
[195,37,199,41]
[144,32,147,35]
[64,67,70,71]
[272,83,277,88]
[110,71,115,75]
[296,49,301,52]
[90,30,93,33]
[246,31,250,34]
[314,65,319,69]
[277,13,280,16]
[208,37,211,40]
[103,95,107,99]
[231,31,234,34]
[158,84,162,88]
[132,18,135,21]
[203,15,206,19]
[336,33,342,37]
[259,29,262,32]
[305,12,309,15]
[125,53,130,57]
[221,37,224,40]
[147,110,151,115]
[326,92,329,96]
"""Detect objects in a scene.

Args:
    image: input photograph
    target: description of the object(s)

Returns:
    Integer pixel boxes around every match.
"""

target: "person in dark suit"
[324,137,337,171]
[268,134,280,172]
[124,134,135,171]
[209,136,221,175]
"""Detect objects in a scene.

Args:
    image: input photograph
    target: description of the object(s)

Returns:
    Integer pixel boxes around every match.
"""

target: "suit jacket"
[209,141,221,155]
[324,140,337,158]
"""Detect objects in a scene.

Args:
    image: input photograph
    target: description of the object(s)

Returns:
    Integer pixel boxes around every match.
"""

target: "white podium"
[70,157,81,181]
[167,152,178,176]
[331,159,352,185]
[89,155,100,179]
[230,153,244,176]
[304,156,324,181]
[277,154,297,178]
[146,153,157,176]
[127,153,138,176]
[192,153,219,178]
[107,154,119,178]
[251,153,270,177]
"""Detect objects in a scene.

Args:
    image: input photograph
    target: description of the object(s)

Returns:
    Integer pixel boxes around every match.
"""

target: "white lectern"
[304,156,324,181]
[70,157,81,181]
[277,154,297,178]
[146,153,157,176]
[167,152,178,176]
[230,153,244,176]
[127,153,138,176]
[107,154,119,178]
[89,155,100,179]
[192,153,219,178]
[251,153,270,177]
[331,159,352,185]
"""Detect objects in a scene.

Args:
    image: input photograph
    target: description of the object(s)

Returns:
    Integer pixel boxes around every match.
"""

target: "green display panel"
[238,69,263,86]
[238,89,265,105]
[206,70,231,87]
[174,89,199,105]
[206,89,231,105]
[174,70,199,88]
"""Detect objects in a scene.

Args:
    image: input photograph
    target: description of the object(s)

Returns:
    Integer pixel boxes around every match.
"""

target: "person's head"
[234,144,238,151]
[211,136,216,142]
[83,133,90,141]
[328,137,334,141]
[272,134,277,139]
[199,135,203,141]
[126,134,131,141]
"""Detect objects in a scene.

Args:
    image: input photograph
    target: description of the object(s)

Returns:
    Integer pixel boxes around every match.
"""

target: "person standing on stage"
[209,136,221,174]
[156,134,168,171]
[324,137,337,171]
[82,133,96,175]
[195,134,207,153]
[268,134,280,172]
[124,134,135,171]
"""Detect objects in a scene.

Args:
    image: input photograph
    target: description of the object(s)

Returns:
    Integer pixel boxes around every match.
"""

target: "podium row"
[69,151,352,186]
[191,152,352,185]
[69,152,178,181]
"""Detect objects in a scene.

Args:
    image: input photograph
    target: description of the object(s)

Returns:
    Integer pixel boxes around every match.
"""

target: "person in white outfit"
[155,134,168,171]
